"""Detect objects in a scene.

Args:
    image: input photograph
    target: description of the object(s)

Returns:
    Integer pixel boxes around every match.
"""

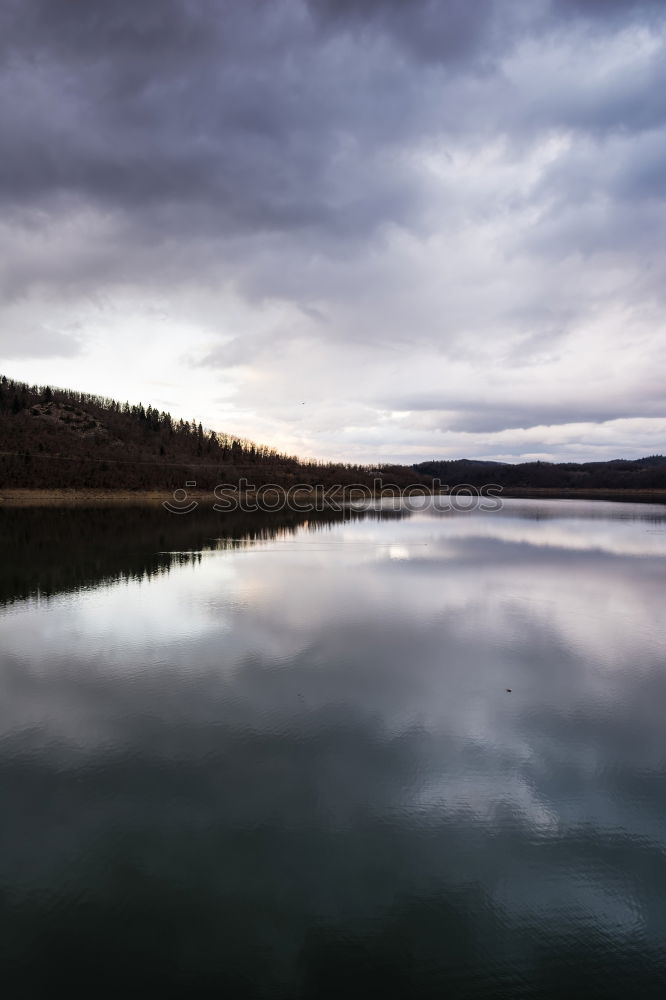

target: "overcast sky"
[1,0,665,463]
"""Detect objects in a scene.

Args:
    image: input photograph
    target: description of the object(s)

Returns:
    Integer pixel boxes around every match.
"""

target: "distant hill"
[0,375,425,491]
[414,457,666,491]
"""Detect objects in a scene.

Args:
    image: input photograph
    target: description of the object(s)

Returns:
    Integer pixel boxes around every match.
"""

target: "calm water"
[2,498,666,997]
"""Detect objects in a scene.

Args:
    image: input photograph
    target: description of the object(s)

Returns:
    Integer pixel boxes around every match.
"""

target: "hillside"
[0,375,424,491]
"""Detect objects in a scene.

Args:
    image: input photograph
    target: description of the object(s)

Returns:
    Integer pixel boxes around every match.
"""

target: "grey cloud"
[1,0,662,240]
[308,0,663,67]
[381,396,666,434]
[0,0,433,243]
[448,407,641,435]
[552,0,666,20]
[517,47,666,138]
[307,0,513,65]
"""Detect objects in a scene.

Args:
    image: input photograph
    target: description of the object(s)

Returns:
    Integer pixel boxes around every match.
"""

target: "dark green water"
[2,498,666,997]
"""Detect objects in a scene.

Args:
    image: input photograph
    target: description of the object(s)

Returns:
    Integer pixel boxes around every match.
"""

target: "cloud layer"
[1,0,665,461]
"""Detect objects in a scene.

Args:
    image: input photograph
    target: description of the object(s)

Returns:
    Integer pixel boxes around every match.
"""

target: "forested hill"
[0,375,423,491]
[414,457,666,491]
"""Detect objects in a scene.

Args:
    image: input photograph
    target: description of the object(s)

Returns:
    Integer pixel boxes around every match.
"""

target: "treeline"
[414,457,666,491]
[0,375,426,491]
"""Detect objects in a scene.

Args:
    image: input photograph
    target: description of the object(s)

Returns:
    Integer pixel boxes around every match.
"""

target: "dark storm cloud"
[1,0,661,243]
[554,0,665,19]
[0,0,435,246]
[0,0,662,275]
[307,0,511,65]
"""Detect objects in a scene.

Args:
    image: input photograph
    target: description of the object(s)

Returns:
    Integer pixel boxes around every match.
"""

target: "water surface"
[2,498,666,997]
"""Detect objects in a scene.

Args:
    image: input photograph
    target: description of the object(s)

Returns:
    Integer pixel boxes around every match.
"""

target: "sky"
[1,0,665,464]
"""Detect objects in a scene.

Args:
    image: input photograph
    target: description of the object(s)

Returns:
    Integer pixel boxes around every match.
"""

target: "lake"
[2,498,666,997]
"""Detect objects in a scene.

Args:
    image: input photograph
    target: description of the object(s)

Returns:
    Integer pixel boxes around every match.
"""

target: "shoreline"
[2,487,666,507]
